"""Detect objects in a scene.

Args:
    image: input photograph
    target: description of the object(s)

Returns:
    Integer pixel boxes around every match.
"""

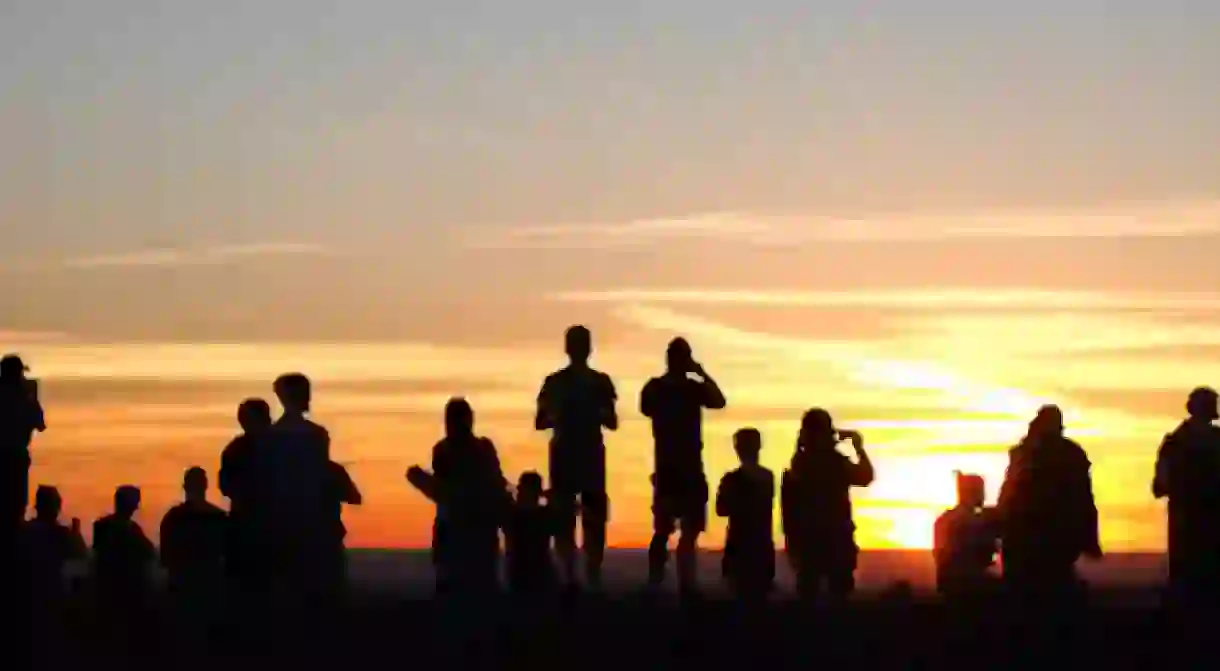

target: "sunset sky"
[2,1,1219,550]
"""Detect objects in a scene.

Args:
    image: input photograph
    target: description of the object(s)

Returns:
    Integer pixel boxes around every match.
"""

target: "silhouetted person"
[161,466,228,639]
[92,485,155,633]
[997,405,1101,604]
[426,397,510,595]
[641,337,726,595]
[506,471,559,598]
[715,428,776,602]
[781,409,874,604]
[1153,387,1220,606]
[934,472,999,598]
[219,398,272,593]
[0,354,45,539]
[18,485,85,643]
[261,373,332,606]
[535,325,618,590]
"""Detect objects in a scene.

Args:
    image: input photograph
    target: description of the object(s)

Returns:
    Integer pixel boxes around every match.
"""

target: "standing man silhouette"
[1153,387,1220,607]
[535,325,618,590]
[641,337,726,596]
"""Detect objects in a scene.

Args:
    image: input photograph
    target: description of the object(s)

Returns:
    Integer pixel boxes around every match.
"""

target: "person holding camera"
[640,337,727,596]
[781,408,875,604]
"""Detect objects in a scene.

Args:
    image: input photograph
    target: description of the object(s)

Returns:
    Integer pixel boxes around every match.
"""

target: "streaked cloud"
[2,243,333,272]
[553,287,1220,312]
[0,329,73,344]
[473,200,1220,249]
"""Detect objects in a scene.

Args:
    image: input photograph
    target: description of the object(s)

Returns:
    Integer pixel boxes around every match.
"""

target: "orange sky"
[10,274,1215,551]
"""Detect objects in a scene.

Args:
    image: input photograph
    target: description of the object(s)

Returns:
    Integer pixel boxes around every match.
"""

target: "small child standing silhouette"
[506,471,558,597]
[933,472,999,597]
[716,428,776,601]
[92,485,156,625]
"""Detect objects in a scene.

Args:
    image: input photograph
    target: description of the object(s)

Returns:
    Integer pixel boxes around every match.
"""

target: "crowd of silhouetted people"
[3,327,1220,659]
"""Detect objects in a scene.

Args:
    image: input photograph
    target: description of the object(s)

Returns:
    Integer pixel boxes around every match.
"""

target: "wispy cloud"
[0,242,333,272]
[552,288,1220,312]
[58,243,332,269]
[471,200,1220,249]
[0,329,72,344]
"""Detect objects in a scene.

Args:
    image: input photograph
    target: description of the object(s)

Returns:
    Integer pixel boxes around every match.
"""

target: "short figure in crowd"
[1153,387,1220,606]
[93,485,156,625]
[505,470,559,598]
[535,325,618,590]
[781,408,874,604]
[641,337,726,596]
[160,467,228,633]
[715,428,776,602]
[933,472,999,598]
[997,404,1101,602]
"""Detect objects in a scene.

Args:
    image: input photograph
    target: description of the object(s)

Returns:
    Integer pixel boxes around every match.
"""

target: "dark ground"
[11,585,1208,670]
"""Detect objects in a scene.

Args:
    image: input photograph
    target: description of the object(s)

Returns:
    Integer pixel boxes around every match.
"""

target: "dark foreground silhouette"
[13,582,1210,670]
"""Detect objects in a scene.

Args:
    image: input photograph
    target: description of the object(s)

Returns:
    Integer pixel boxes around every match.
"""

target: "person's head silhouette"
[1186,387,1219,422]
[798,408,836,451]
[237,398,272,433]
[1028,404,1064,440]
[517,471,544,505]
[114,485,141,518]
[565,325,592,366]
[445,397,475,438]
[954,471,986,509]
[274,373,312,416]
[34,485,62,521]
[0,353,29,384]
[183,466,208,503]
[734,427,763,465]
[665,337,693,373]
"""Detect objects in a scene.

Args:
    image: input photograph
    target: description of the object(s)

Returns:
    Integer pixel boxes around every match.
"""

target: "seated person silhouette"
[716,428,776,602]
[92,485,156,619]
[506,471,559,598]
[933,472,999,597]
[160,467,228,624]
[19,486,86,621]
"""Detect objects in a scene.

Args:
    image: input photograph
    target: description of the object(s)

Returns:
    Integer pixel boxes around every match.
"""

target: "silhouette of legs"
[648,474,707,593]
[580,490,608,587]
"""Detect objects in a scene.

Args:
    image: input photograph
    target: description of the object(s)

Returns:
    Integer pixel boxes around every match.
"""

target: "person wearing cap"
[997,404,1101,603]
[0,354,46,531]
[1153,387,1220,606]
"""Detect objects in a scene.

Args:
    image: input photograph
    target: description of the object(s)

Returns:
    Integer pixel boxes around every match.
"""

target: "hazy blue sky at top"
[1,1,1218,340]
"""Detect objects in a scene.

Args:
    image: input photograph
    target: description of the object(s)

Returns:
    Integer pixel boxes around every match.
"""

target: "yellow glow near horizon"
[5,290,1193,553]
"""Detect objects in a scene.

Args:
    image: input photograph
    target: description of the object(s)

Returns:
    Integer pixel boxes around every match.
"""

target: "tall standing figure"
[1152,387,1220,607]
[781,408,874,604]
[997,404,1101,605]
[535,325,618,589]
[261,373,332,613]
[0,354,46,537]
[640,337,726,595]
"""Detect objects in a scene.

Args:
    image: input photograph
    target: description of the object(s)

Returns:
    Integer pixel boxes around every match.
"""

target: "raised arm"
[843,432,875,487]
[692,363,726,410]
